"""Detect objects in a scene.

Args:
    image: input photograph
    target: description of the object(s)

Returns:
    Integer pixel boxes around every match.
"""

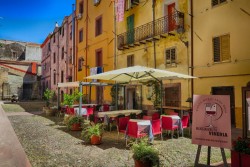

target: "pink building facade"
[41,14,75,99]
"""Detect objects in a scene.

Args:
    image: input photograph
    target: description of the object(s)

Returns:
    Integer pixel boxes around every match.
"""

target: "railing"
[117,11,184,50]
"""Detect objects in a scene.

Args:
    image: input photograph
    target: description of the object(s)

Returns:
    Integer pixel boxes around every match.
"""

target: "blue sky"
[0,0,75,44]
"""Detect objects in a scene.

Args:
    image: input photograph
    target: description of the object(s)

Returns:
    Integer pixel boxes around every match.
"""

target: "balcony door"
[166,3,176,32]
[127,14,134,44]
[95,49,103,104]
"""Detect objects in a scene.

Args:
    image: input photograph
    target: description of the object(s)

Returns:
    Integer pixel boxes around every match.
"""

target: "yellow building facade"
[116,0,191,110]
[75,0,115,104]
[192,0,250,128]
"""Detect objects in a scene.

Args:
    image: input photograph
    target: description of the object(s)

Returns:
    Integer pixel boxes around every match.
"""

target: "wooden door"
[127,14,134,44]
[127,88,136,109]
[167,3,176,32]
[212,86,235,126]
[164,83,181,107]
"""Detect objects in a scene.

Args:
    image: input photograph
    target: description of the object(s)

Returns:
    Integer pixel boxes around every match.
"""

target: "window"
[165,48,176,67]
[213,34,230,63]
[96,49,103,67]
[69,48,73,64]
[95,16,102,36]
[54,71,56,85]
[61,70,64,82]
[48,42,51,52]
[127,55,134,67]
[53,52,56,63]
[61,47,64,59]
[62,26,64,37]
[70,25,72,40]
[79,29,83,43]
[212,0,227,7]
[79,1,84,14]
[78,57,84,71]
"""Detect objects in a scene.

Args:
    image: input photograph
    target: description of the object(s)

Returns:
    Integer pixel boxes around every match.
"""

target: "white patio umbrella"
[85,66,196,113]
[86,65,195,82]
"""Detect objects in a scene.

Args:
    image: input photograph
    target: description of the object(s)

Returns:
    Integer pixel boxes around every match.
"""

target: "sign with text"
[192,95,231,149]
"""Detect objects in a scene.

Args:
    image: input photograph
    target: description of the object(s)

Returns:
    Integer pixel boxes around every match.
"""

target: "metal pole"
[79,83,82,116]
[152,0,156,68]
[115,84,118,110]
[57,87,60,109]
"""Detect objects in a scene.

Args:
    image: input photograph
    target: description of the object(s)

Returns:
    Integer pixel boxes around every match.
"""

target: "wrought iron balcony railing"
[117,11,184,50]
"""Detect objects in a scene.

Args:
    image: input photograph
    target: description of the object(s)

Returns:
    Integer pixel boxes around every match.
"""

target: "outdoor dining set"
[63,103,190,145]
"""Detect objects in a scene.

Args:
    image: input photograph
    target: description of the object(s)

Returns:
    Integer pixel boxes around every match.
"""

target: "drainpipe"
[114,0,117,70]
[152,0,156,68]
[72,4,76,81]
[191,0,194,99]
[66,19,68,94]
[85,0,89,95]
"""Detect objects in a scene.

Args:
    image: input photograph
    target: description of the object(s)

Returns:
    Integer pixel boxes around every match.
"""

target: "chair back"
[152,119,161,135]
[127,121,139,138]
[181,115,189,128]
[103,104,110,111]
[87,107,94,116]
[66,108,75,115]
[152,112,160,120]
[118,117,129,131]
[142,115,152,120]
[161,116,173,130]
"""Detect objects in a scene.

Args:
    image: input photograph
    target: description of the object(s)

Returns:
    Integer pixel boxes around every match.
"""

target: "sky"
[0,0,75,44]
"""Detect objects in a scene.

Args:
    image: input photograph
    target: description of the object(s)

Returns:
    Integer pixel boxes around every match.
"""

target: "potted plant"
[232,137,250,167]
[131,138,159,167]
[62,90,82,110]
[81,123,104,145]
[67,115,84,131]
[43,88,55,116]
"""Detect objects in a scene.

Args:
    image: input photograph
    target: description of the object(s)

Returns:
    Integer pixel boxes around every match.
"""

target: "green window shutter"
[127,14,134,44]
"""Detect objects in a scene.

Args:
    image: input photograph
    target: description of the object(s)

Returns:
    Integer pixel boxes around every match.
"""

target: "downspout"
[191,0,194,99]
[72,4,76,81]
[57,26,60,101]
[114,0,117,70]
[85,0,89,95]
[66,19,68,93]
[152,0,156,68]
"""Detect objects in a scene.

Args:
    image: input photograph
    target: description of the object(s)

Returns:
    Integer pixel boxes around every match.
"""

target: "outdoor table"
[161,115,183,135]
[81,104,97,107]
[74,107,87,116]
[126,119,154,142]
[96,109,142,118]
[162,106,191,118]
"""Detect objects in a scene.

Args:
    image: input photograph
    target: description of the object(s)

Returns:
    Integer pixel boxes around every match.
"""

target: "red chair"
[117,117,129,140]
[102,104,110,112]
[152,119,162,140]
[126,121,147,146]
[142,115,152,120]
[152,112,160,120]
[83,107,94,120]
[66,107,75,115]
[181,115,189,137]
[161,116,179,139]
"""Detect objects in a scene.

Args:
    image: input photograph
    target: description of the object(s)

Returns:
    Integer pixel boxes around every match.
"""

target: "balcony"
[117,11,184,50]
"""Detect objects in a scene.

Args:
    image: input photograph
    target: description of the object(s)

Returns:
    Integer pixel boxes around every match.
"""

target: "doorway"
[127,88,136,109]
[165,3,176,32]
[211,86,235,126]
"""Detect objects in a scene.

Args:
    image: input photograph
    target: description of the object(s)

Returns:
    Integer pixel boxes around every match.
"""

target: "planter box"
[241,153,250,167]
[231,150,250,167]
[231,150,240,167]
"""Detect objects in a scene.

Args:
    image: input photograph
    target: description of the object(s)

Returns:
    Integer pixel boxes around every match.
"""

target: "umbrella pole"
[79,83,82,117]
[115,83,118,110]
[160,80,163,115]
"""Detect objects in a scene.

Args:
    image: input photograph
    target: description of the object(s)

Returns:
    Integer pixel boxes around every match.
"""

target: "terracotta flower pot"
[134,159,152,167]
[71,123,82,131]
[90,135,102,145]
